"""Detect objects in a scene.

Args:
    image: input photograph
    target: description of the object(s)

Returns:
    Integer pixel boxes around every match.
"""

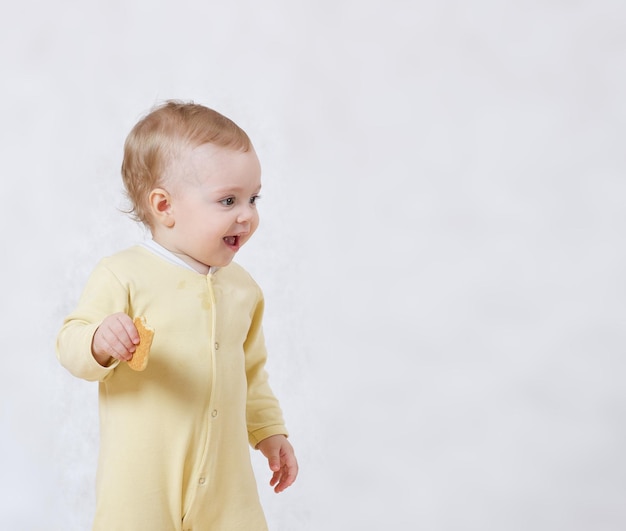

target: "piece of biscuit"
[128,316,154,371]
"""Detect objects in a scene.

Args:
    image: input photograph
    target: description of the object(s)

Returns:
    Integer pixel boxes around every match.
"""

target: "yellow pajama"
[57,246,287,530]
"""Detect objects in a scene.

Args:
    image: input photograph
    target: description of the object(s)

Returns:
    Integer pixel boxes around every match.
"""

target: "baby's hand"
[256,434,298,493]
[91,312,140,367]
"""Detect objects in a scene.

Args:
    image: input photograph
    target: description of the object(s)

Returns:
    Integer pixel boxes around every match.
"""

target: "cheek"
[251,212,260,233]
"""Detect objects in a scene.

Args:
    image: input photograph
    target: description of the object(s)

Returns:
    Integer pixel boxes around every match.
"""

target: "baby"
[56,101,298,531]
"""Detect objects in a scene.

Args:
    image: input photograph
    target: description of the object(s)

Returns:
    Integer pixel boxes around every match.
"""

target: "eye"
[220,197,235,206]
[250,194,261,205]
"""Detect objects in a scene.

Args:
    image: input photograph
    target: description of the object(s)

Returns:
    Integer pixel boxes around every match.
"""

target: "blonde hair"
[121,100,252,227]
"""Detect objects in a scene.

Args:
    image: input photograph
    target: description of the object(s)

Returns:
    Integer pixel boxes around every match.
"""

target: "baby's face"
[162,142,262,272]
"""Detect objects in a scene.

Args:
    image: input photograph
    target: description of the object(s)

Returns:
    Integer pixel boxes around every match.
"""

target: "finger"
[98,322,136,361]
[101,333,134,361]
[112,314,140,348]
[272,471,289,493]
[274,464,298,493]
[273,452,298,493]
[267,454,281,473]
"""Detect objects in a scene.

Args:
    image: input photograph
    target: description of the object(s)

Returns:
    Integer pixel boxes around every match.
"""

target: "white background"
[1,1,625,529]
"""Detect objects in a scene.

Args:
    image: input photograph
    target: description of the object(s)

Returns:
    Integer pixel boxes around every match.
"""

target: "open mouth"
[223,235,240,248]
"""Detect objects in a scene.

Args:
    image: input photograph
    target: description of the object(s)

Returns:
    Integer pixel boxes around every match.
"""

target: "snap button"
[211,410,218,418]
[199,477,206,485]
[214,342,219,350]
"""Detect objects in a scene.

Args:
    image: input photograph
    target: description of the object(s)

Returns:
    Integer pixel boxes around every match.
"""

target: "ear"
[148,188,175,228]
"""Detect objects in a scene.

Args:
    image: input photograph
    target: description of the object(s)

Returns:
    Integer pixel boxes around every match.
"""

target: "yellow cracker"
[128,316,154,371]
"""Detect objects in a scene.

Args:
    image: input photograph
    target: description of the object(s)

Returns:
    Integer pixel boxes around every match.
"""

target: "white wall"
[1,1,625,529]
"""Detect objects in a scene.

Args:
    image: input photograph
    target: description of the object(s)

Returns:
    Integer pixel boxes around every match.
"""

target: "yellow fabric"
[57,246,288,531]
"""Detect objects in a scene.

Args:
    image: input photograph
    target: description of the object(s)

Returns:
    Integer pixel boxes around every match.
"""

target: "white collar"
[140,239,220,275]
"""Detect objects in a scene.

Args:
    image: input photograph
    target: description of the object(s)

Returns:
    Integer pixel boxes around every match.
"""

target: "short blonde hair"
[121,100,252,227]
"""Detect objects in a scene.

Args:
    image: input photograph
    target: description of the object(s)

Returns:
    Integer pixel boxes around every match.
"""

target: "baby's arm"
[57,260,132,381]
[243,286,298,492]
[91,312,140,367]
[256,434,298,493]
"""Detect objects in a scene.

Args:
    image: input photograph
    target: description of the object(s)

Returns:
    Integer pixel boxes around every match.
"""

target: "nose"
[236,204,257,225]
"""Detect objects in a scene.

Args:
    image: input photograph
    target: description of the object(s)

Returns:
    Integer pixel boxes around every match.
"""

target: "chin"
[213,256,235,268]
